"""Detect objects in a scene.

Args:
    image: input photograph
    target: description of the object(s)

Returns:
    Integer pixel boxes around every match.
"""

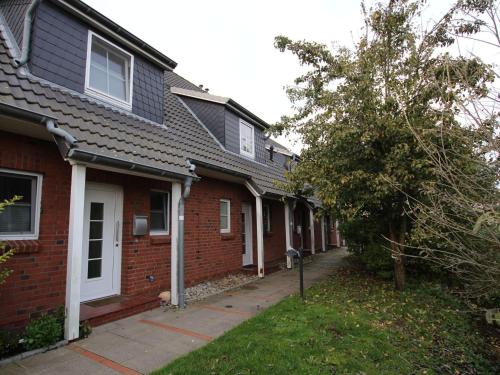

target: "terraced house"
[0,0,340,340]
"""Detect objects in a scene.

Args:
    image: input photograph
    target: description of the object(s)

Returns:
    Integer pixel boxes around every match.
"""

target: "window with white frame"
[220,199,231,233]
[0,170,42,239]
[85,31,134,109]
[239,120,255,158]
[263,204,271,233]
[150,191,169,235]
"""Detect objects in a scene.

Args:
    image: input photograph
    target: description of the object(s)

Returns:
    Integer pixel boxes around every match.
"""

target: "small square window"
[0,169,42,240]
[150,191,169,235]
[220,199,231,233]
[85,31,134,110]
[239,120,255,159]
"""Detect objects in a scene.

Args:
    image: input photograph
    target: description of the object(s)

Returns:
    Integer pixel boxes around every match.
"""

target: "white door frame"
[241,203,253,266]
[81,182,123,302]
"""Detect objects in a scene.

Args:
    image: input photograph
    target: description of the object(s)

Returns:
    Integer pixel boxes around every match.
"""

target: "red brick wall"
[183,176,255,286]
[292,202,309,250]
[262,199,286,265]
[85,169,172,298]
[0,132,71,329]
[0,132,290,329]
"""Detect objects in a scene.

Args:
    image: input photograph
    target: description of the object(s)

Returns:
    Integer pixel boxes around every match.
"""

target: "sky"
[83,0,462,153]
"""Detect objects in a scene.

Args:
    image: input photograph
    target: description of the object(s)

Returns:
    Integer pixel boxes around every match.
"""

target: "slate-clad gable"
[20,1,165,123]
[0,0,30,47]
[133,55,164,124]
[224,110,240,154]
[30,1,87,93]
[224,109,267,164]
[182,96,226,145]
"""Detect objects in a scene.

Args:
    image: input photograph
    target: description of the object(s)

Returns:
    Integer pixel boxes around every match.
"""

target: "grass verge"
[154,266,499,374]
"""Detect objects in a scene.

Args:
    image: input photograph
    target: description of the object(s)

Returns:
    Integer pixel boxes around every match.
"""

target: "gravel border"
[184,273,260,303]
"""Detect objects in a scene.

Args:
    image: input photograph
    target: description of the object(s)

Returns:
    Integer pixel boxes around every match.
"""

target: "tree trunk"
[393,252,406,291]
[389,219,406,291]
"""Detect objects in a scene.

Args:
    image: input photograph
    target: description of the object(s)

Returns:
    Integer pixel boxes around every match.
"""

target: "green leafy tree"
[272,0,493,290]
[406,0,500,302]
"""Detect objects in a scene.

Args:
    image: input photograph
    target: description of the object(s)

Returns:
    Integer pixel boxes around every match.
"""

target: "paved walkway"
[1,248,348,375]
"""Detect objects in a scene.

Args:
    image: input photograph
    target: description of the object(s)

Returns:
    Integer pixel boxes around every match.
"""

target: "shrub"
[0,329,22,358]
[0,197,19,285]
[23,307,64,350]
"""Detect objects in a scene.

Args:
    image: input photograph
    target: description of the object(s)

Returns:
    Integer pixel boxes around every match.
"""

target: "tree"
[272,0,492,290]
[405,0,500,301]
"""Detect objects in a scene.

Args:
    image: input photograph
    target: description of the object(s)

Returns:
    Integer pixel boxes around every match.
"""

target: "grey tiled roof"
[0,28,290,196]
[164,71,290,196]
[266,138,294,157]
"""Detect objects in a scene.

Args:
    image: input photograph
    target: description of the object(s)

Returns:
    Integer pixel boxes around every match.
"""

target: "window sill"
[150,235,171,245]
[239,152,255,160]
[2,240,40,254]
[84,88,132,112]
[220,233,235,241]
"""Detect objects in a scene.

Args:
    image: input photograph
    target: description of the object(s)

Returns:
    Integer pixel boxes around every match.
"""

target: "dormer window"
[85,31,134,110]
[239,120,255,159]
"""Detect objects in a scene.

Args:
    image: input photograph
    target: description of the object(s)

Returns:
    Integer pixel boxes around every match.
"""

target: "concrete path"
[1,248,348,375]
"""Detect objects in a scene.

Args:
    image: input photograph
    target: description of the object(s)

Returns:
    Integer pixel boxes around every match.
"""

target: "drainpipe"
[14,0,43,67]
[178,160,196,309]
[46,119,77,145]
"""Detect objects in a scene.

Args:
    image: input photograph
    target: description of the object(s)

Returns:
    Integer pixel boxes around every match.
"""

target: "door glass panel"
[90,202,103,220]
[88,240,102,259]
[89,221,103,239]
[87,202,104,279]
[88,259,102,279]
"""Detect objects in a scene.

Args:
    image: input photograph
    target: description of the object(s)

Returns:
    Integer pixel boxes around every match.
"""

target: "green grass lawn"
[154,266,498,375]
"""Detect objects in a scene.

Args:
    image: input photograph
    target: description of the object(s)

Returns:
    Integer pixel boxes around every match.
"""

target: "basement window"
[0,169,42,240]
[150,191,170,235]
[220,199,231,233]
[85,31,134,110]
[239,120,255,159]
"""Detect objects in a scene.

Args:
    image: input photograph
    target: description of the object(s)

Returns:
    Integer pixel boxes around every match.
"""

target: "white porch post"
[309,208,315,255]
[284,201,292,268]
[321,215,326,252]
[65,164,86,340]
[170,181,182,306]
[256,196,264,278]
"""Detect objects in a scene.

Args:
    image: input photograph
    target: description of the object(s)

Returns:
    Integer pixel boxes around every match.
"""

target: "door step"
[80,294,159,327]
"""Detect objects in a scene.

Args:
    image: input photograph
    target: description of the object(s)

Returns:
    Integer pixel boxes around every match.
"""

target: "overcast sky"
[83,0,461,153]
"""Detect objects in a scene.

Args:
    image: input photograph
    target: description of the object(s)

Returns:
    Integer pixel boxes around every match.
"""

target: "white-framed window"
[150,191,170,235]
[263,204,271,233]
[0,169,43,240]
[239,120,255,159]
[220,199,231,233]
[85,31,134,110]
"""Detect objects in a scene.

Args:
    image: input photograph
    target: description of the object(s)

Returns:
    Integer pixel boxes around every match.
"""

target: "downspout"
[46,119,77,145]
[178,160,196,309]
[14,0,43,67]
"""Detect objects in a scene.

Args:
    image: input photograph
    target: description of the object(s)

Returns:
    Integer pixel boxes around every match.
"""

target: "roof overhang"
[67,148,196,181]
[51,0,177,70]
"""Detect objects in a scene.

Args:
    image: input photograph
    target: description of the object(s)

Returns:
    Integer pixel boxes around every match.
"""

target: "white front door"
[241,203,253,266]
[80,183,123,302]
